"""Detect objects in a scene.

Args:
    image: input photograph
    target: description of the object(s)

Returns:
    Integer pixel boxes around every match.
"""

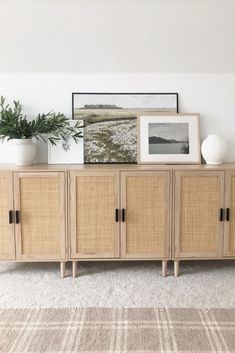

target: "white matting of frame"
[138,113,201,164]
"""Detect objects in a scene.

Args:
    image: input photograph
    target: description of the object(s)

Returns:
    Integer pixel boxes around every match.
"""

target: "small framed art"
[72,92,178,164]
[138,113,200,164]
[48,120,84,164]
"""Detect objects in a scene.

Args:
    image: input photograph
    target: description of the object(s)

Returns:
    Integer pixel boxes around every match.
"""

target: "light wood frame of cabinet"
[0,170,67,278]
[1,164,235,279]
[174,170,225,259]
[14,172,67,261]
[224,170,235,256]
[69,169,172,278]
[172,169,235,277]
[0,173,15,260]
[120,171,171,259]
[70,171,120,259]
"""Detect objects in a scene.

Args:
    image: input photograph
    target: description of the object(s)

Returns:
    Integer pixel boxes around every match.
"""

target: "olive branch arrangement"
[0,96,83,145]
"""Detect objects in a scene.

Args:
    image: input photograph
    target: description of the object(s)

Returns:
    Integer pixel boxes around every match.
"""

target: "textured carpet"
[1,307,235,353]
[0,260,235,308]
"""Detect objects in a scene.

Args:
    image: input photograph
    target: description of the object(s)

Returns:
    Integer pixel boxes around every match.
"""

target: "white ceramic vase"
[201,134,227,165]
[11,139,37,165]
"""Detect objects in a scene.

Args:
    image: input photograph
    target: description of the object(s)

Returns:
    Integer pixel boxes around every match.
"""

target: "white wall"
[0,0,234,73]
[0,1,234,163]
[0,73,234,163]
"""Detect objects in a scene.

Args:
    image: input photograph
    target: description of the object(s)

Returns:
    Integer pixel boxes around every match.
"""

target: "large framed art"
[137,113,201,164]
[72,92,178,163]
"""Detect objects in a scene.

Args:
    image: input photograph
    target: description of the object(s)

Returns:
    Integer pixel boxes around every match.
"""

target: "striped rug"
[0,308,235,353]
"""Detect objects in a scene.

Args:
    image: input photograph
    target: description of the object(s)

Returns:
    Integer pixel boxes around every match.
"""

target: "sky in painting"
[73,94,177,109]
[149,123,189,141]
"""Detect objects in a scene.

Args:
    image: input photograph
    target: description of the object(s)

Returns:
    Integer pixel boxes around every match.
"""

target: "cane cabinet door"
[224,170,235,256]
[14,172,66,260]
[0,173,15,260]
[121,171,171,258]
[70,171,119,258]
[174,171,224,258]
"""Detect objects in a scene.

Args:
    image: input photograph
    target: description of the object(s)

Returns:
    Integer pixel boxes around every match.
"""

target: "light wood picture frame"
[137,113,201,164]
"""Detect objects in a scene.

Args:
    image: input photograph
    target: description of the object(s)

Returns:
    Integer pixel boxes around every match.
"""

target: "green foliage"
[0,96,83,145]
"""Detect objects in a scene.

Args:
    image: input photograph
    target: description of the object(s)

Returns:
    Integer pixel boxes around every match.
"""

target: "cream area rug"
[1,260,235,308]
[1,308,235,353]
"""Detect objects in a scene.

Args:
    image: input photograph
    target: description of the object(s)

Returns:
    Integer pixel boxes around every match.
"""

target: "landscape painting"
[138,114,200,164]
[72,93,178,163]
[148,123,189,154]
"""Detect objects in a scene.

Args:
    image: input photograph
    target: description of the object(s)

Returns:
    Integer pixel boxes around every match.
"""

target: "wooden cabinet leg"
[72,261,78,278]
[174,260,180,277]
[162,260,167,277]
[60,262,65,278]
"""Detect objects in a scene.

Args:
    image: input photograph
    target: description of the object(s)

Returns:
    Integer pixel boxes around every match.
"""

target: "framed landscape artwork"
[137,113,200,164]
[72,92,178,163]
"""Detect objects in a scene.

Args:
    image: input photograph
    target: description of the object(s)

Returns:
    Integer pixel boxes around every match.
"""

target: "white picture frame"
[48,120,84,164]
[138,113,201,164]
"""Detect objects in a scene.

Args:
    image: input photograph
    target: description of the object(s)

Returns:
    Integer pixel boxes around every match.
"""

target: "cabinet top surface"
[0,163,235,172]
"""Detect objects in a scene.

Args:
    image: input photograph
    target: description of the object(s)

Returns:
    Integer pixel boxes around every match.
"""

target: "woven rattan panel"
[20,177,60,256]
[76,176,116,255]
[126,176,166,254]
[229,176,235,252]
[180,176,220,253]
[0,177,11,256]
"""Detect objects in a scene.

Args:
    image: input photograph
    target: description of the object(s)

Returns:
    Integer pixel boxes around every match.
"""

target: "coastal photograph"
[72,93,178,163]
[148,122,189,154]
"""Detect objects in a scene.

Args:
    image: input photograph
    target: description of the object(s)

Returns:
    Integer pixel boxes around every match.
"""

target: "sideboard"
[0,164,234,278]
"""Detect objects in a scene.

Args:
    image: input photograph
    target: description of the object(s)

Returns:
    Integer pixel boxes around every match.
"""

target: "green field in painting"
[74,108,175,123]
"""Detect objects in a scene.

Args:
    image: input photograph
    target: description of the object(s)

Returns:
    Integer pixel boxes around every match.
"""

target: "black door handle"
[122,209,125,222]
[15,210,20,224]
[219,208,224,222]
[115,209,119,222]
[9,210,13,224]
[226,208,230,221]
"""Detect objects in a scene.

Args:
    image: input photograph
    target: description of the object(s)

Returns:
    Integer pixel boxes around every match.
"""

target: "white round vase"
[11,139,37,165]
[201,134,227,165]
